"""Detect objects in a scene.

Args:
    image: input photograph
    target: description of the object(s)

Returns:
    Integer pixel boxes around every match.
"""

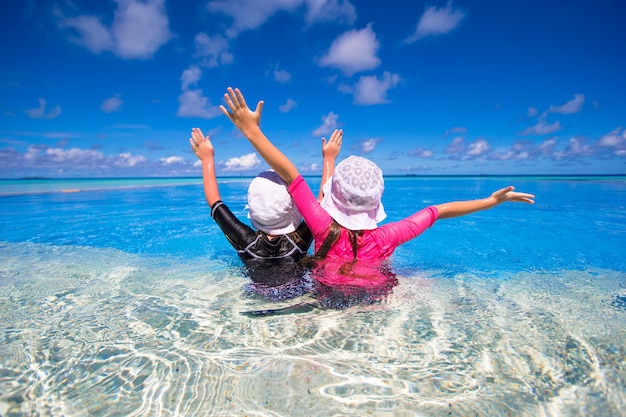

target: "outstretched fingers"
[329,129,343,145]
[491,186,535,204]
[222,87,248,111]
[220,87,247,116]
[222,92,234,112]
[190,128,200,148]
[219,104,230,119]
[509,191,535,204]
[322,129,343,159]
[191,127,203,141]
[218,87,237,119]
[234,88,247,108]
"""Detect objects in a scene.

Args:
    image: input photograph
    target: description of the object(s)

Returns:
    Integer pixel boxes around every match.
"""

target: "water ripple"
[1,243,625,416]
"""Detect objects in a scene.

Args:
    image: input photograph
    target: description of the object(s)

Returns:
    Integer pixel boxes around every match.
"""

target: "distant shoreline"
[2,174,625,198]
[7,173,626,181]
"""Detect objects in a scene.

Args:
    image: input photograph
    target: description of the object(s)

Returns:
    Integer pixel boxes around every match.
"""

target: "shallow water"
[1,176,625,416]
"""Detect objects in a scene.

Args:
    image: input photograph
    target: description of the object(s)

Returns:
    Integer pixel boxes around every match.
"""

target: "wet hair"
[315,219,363,262]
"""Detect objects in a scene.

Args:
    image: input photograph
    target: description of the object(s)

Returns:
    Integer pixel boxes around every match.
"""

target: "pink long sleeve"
[289,175,439,260]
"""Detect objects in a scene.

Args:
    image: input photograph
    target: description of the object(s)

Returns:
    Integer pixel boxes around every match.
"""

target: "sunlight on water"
[1,241,624,417]
[1,177,625,416]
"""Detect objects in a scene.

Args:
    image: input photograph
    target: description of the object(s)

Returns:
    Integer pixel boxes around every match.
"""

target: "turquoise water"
[1,176,625,416]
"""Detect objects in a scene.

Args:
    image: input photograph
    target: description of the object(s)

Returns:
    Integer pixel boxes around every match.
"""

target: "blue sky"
[1,0,625,178]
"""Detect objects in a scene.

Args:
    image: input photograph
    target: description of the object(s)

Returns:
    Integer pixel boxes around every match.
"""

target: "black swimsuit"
[211,200,313,289]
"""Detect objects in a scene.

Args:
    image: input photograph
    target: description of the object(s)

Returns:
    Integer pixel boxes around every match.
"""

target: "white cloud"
[279,98,297,113]
[43,147,103,162]
[57,14,113,54]
[488,138,557,161]
[305,162,319,172]
[405,2,466,43]
[207,0,302,38]
[547,94,585,115]
[3,145,155,175]
[26,98,62,119]
[488,150,514,161]
[312,111,339,136]
[596,127,626,156]
[57,0,173,59]
[223,153,261,171]
[443,137,489,160]
[194,33,234,67]
[352,72,401,105]
[101,94,123,113]
[159,156,184,165]
[538,137,558,155]
[274,68,292,83]
[408,147,433,158]
[318,24,380,76]
[177,90,222,119]
[206,0,356,37]
[21,146,105,170]
[527,106,538,117]
[553,137,593,161]
[357,138,381,154]
[488,130,626,163]
[597,127,625,147]
[116,152,147,167]
[304,0,356,25]
[445,137,465,155]
[180,65,202,90]
[177,66,221,119]
[467,138,489,156]
[519,120,563,136]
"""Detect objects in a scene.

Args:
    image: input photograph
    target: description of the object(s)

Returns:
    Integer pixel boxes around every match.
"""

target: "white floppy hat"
[247,170,301,235]
[320,156,386,230]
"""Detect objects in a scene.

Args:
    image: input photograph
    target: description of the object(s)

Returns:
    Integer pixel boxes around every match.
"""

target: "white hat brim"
[320,179,386,230]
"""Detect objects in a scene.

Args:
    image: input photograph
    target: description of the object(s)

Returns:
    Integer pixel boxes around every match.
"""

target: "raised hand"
[318,129,343,201]
[219,87,263,136]
[217,87,300,184]
[322,129,343,161]
[189,127,214,161]
[491,186,535,204]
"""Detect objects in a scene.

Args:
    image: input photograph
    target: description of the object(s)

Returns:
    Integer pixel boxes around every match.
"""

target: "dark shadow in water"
[241,259,399,316]
[611,294,626,310]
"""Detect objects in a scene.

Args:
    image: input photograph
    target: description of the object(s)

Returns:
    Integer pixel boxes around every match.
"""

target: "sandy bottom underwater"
[1,241,625,417]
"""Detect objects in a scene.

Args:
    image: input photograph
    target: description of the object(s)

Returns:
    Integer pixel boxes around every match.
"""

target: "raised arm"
[435,186,535,219]
[318,129,343,201]
[189,127,220,207]
[220,87,299,185]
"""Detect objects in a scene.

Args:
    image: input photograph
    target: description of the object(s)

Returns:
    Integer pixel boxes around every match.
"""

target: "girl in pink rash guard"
[287,159,440,261]
[220,87,535,288]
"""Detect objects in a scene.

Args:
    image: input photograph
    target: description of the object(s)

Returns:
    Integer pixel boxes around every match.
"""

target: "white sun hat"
[320,155,386,230]
[247,170,301,235]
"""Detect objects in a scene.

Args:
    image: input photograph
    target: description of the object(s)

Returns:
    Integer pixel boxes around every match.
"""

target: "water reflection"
[242,258,399,314]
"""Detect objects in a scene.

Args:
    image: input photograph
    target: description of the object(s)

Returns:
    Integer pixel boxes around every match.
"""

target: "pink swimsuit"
[288,175,439,262]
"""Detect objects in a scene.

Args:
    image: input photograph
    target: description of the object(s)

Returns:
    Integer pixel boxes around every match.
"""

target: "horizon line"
[4,173,626,181]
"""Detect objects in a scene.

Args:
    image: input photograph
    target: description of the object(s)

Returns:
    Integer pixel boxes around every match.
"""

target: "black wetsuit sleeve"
[210,200,257,250]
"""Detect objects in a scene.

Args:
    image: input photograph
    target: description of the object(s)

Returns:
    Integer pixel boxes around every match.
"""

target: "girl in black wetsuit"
[189,127,342,299]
